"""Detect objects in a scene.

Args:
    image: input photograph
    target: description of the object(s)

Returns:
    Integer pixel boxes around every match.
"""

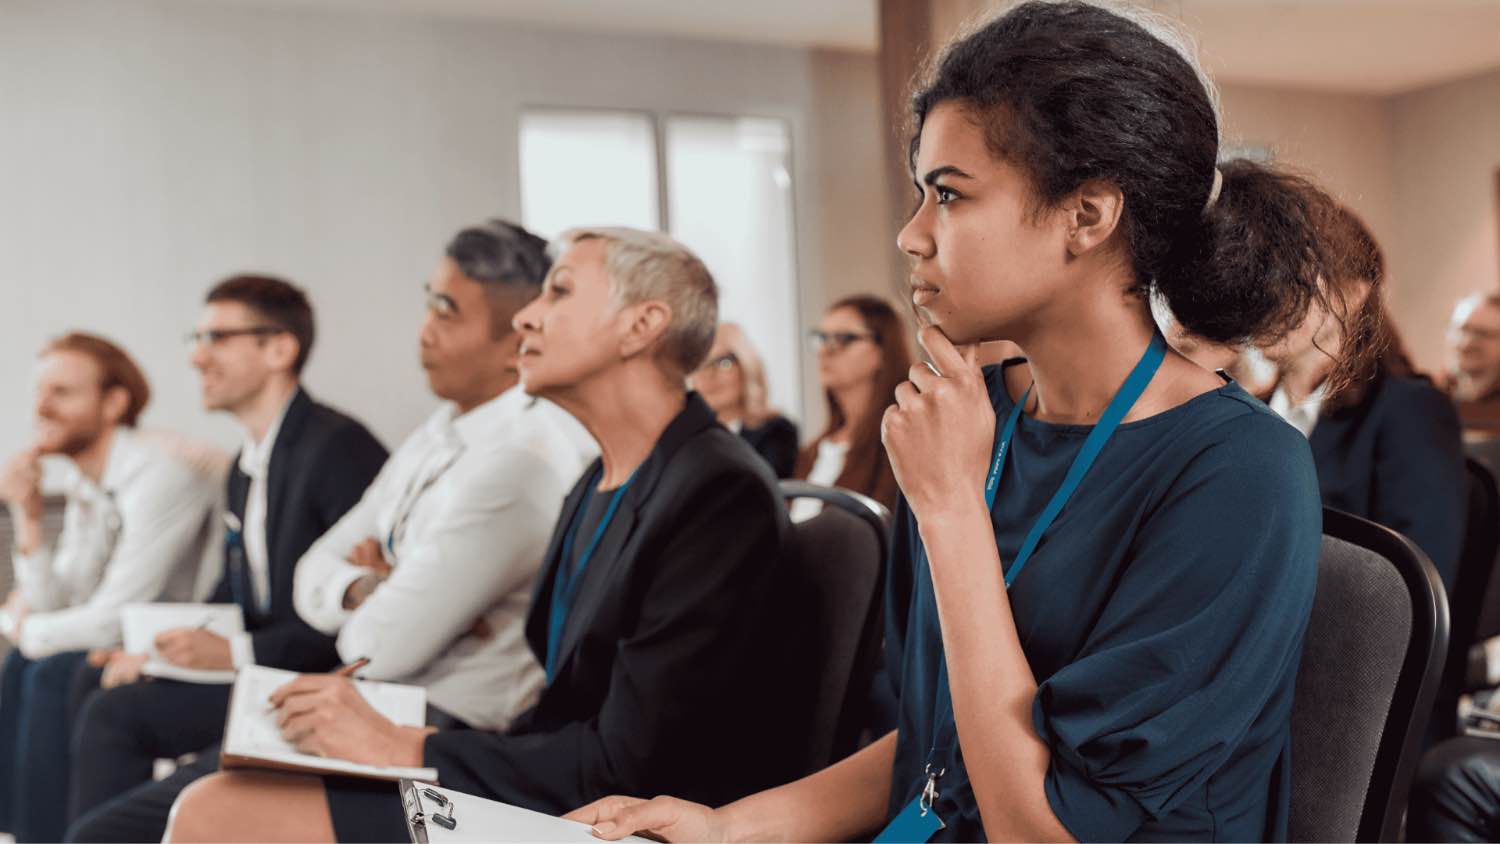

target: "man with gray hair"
[66,218,596,843]
[163,226,810,843]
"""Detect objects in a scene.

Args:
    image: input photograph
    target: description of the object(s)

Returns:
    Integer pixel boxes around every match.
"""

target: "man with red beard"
[0,333,220,842]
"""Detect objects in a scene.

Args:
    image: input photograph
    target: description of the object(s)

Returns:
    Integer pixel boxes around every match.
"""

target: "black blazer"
[423,393,802,813]
[1310,369,1466,591]
[739,415,799,479]
[208,389,387,671]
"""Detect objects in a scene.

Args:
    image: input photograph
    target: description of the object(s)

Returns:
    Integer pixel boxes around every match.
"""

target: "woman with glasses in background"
[693,323,799,478]
[790,295,911,521]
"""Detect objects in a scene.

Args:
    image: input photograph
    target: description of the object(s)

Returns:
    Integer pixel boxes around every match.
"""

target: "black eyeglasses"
[808,329,878,352]
[183,326,285,347]
[699,353,739,372]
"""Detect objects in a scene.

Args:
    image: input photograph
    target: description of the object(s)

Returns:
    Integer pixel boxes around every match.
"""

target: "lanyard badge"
[875,333,1166,842]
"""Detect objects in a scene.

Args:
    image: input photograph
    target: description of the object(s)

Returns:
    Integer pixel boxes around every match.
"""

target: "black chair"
[1289,507,1449,842]
[1433,459,1500,739]
[778,481,890,773]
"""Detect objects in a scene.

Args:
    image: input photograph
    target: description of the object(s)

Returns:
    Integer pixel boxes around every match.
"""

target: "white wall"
[0,0,892,453]
[1217,84,1396,265]
[1390,69,1500,373]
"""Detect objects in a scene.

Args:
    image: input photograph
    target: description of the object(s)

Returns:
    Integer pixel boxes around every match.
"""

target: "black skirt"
[323,707,469,842]
[323,776,407,843]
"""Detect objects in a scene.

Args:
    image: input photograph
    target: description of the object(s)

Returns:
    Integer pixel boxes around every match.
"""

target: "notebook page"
[224,665,436,781]
[122,603,245,684]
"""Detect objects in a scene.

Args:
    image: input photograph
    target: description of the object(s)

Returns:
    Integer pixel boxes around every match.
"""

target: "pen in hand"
[264,657,373,714]
[335,656,371,678]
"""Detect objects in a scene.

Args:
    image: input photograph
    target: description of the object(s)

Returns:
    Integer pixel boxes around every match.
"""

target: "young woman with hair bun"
[574,2,1358,840]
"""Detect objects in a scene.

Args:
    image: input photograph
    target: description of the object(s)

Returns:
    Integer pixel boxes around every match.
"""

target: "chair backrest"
[778,481,890,773]
[1289,507,1449,842]
[1437,459,1500,735]
[1465,441,1500,645]
[0,496,68,661]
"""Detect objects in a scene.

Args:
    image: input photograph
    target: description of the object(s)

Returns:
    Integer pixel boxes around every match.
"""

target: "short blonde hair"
[713,323,775,426]
[554,226,718,376]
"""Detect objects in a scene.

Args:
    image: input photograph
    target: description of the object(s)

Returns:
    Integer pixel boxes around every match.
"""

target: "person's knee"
[164,772,231,843]
[1419,739,1500,797]
[76,678,152,740]
[64,804,113,844]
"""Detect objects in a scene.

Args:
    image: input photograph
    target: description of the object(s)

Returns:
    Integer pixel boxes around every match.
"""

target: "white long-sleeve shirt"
[294,386,596,729]
[7,427,223,658]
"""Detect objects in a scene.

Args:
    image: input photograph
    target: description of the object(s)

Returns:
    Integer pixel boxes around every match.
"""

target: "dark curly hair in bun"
[910,0,1356,364]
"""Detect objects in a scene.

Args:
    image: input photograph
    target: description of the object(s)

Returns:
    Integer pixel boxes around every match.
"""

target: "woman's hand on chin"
[565,795,726,842]
[882,325,996,523]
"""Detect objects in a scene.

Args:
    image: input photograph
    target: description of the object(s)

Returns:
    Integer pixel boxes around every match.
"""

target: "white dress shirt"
[789,438,848,524]
[225,395,293,668]
[7,427,223,658]
[1269,383,1328,439]
[294,386,596,729]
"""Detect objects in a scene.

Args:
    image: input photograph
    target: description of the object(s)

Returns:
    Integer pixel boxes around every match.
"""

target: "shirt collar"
[238,393,296,479]
[1269,382,1327,438]
[432,385,533,450]
[59,426,136,504]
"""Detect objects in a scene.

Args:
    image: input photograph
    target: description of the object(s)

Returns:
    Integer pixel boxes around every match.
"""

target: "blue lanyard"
[545,467,635,682]
[875,333,1166,843]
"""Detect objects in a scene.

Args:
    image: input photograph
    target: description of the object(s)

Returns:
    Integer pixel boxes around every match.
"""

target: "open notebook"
[121,603,245,684]
[400,781,652,843]
[221,665,439,782]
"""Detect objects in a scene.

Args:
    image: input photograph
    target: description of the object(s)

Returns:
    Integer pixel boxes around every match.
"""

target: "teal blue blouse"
[885,363,1322,842]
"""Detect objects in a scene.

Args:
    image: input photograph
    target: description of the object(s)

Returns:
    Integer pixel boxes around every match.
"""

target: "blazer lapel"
[547,497,643,679]
[526,462,599,659]
[263,389,311,590]
[540,392,720,683]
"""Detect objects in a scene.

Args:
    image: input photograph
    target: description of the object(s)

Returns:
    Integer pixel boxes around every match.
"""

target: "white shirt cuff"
[305,562,367,634]
[229,632,256,668]
[16,611,118,660]
[1483,636,1500,687]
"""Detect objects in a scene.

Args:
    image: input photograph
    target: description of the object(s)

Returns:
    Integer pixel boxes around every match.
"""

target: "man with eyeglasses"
[65,275,388,843]
[67,222,594,844]
[0,332,222,843]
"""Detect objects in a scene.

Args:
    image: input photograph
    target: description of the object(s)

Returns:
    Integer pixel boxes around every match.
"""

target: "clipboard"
[220,665,438,782]
[399,781,653,843]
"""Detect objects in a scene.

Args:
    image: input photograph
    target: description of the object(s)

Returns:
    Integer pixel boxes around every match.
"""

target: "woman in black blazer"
[161,227,803,842]
[1262,206,1466,591]
[692,322,799,478]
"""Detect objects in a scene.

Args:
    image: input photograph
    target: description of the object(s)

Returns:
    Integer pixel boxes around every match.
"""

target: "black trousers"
[65,679,232,842]
[1409,735,1500,842]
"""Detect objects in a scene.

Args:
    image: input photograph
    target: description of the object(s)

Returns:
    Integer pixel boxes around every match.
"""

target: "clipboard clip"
[402,780,457,842]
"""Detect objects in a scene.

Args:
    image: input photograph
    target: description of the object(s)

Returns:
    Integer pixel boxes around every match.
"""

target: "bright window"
[518,109,804,422]
[518,110,659,240]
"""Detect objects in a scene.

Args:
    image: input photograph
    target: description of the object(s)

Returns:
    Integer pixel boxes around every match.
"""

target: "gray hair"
[445,219,552,337]
[552,227,718,376]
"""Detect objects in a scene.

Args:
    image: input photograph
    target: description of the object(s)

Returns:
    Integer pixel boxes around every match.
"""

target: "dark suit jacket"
[423,393,801,814]
[1310,369,1466,591]
[208,388,387,671]
[739,415,799,479]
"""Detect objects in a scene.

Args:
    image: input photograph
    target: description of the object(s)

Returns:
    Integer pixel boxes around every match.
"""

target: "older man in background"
[1446,291,1500,441]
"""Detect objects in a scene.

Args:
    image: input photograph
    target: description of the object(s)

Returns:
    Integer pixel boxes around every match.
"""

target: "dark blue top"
[885,363,1322,842]
[1307,369,1465,593]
